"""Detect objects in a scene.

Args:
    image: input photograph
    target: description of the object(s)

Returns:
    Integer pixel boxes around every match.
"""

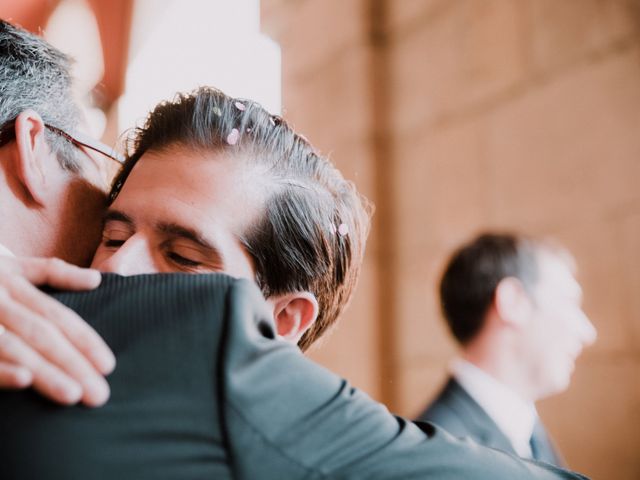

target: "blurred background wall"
[262,1,640,478]
[3,0,639,477]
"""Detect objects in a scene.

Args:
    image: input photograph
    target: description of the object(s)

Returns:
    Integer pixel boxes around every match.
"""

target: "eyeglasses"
[44,124,125,165]
[0,120,125,165]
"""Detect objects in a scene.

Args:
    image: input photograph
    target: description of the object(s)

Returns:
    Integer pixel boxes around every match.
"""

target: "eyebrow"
[102,209,226,268]
[157,222,225,267]
[103,209,135,227]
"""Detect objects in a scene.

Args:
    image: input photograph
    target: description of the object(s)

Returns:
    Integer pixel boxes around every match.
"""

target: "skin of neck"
[0,160,56,257]
[0,150,105,265]
[461,308,538,403]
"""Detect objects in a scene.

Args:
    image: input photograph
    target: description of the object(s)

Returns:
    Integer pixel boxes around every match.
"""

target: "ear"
[270,291,319,344]
[13,110,51,206]
[494,277,532,329]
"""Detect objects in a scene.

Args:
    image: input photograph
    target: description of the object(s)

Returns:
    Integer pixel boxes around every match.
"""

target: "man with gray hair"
[0,19,119,406]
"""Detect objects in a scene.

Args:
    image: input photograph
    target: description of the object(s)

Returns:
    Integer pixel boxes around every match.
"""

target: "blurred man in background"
[416,232,597,466]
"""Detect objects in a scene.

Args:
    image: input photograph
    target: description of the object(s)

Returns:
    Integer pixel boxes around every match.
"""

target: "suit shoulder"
[416,379,473,435]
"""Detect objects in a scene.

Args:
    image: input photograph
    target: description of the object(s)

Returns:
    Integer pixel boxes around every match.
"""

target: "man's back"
[0,273,235,479]
[0,274,587,479]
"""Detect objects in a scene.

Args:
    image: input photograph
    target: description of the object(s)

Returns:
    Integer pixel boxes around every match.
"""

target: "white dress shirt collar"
[450,358,537,458]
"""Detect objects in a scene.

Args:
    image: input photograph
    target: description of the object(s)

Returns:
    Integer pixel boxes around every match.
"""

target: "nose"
[578,310,597,347]
[98,234,158,275]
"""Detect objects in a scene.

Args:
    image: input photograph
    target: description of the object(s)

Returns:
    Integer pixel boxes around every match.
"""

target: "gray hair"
[0,20,81,171]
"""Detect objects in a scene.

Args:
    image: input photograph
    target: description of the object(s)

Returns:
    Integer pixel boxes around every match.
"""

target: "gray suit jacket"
[416,377,564,465]
[0,274,586,479]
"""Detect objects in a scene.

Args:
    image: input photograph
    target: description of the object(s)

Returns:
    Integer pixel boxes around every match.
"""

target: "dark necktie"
[529,418,564,467]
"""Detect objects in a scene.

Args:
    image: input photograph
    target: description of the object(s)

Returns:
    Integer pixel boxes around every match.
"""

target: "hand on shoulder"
[0,256,115,407]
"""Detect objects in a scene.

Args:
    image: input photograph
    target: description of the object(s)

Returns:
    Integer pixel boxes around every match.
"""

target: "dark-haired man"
[416,233,597,466]
[91,86,372,353]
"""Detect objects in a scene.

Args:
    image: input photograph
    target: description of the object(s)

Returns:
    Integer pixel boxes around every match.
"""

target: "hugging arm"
[0,256,114,406]
[0,273,589,479]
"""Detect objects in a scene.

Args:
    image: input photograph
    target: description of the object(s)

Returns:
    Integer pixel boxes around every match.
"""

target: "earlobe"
[272,292,319,343]
[13,110,49,206]
[494,277,531,328]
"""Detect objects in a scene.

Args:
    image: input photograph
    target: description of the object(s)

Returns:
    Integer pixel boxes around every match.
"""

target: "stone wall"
[262,1,640,478]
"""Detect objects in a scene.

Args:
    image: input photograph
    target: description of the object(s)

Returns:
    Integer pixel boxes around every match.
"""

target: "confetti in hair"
[338,223,349,236]
[226,128,240,145]
[234,101,246,111]
[212,106,222,116]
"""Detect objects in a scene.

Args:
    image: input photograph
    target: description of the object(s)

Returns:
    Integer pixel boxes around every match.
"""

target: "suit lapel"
[530,418,566,467]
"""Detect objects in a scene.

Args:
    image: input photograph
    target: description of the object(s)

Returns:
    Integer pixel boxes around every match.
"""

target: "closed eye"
[102,238,126,248]
[167,251,202,268]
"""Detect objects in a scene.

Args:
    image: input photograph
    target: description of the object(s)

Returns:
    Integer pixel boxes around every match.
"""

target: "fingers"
[10,257,102,291]
[0,328,82,405]
[0,360,33,389]
[8,276,115,375]
[0,284,111,407]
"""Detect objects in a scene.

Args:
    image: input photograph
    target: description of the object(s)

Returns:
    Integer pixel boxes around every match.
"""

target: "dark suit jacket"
[417,377,518,454]
[417,377,564,466]
[0,274,587,479]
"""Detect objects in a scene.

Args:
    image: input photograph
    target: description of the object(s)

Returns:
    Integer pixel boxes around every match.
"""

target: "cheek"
[90,246,109,269]
[58,182,107,266]
[525,312,562,360]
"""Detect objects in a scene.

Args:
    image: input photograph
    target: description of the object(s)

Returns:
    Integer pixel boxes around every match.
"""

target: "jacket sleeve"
[220,279,590,480]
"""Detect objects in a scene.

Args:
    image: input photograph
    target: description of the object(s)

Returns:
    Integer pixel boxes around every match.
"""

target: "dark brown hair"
[110,87,373,351]
[440,232,551,345]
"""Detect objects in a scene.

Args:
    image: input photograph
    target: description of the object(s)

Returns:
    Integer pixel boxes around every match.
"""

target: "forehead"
[111,148,264,234]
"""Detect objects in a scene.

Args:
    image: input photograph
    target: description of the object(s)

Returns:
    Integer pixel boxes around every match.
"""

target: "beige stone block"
[538,355,640,479]
[619,211,640,347]
[387,0,446,33]
[260,0,289,30]
[282,44,374,151]
[321,137,376,204]
[389,0,527,133]
[392,245,457,363]
[273,0,369,79]
[394,360,453,417]
[388,119,493,363]
[485,47,640,231]
[548,218,634,355]
[307,257,382,401]
[529,0,636,74]
[392,119,490,252]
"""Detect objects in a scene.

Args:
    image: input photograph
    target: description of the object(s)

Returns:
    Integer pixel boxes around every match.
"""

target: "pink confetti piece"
[226,128,240,145]
[234,101,246,111]
[338,223,349,236]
